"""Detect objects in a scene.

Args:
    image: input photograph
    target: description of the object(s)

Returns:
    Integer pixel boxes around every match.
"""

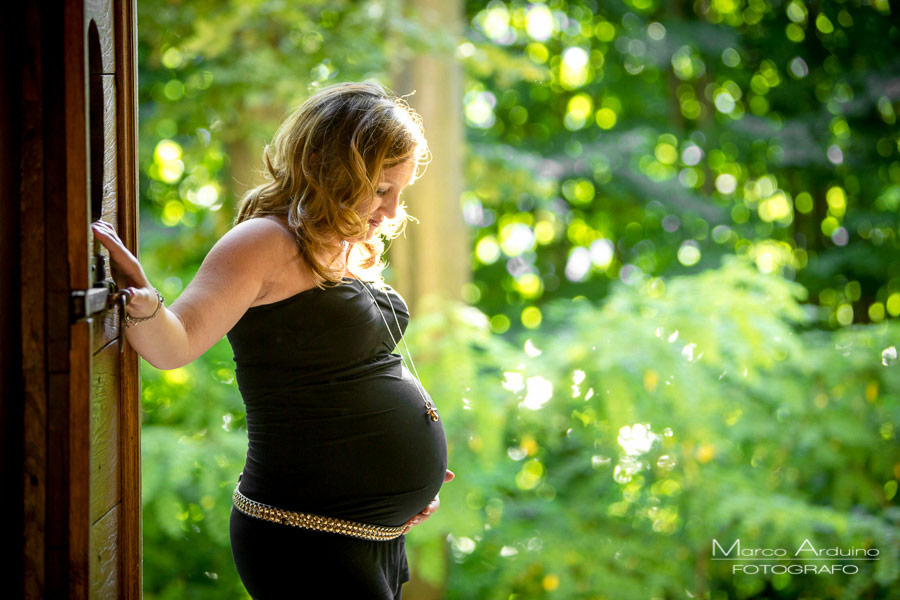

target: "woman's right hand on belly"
[401,469,454,534]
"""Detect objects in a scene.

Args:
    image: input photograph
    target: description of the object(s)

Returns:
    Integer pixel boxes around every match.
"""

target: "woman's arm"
[92,218,284,370]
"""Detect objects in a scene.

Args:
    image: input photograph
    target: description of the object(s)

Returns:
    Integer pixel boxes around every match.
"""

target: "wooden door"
[5,0,141,597]
[83,1,143,597]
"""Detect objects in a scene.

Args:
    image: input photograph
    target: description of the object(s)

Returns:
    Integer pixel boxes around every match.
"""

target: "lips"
[369,218,382,227]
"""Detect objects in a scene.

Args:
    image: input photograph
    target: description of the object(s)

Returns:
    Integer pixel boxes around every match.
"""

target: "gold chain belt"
[232,486,405,542]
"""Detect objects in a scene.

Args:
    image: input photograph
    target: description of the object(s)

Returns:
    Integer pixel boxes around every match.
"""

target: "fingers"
[91,219,121,241]
[421,495,439,516]
[401,472,454,535]
[91,220,128,250]
[401,516,418,535]
[92,221,131,256]
[402,494,442,535]
[91,221,149,286]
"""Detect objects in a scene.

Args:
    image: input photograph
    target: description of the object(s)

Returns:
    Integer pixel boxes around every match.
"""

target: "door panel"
[89,503,119,597]
[86,0,116,75]
[90,342,121,527]
[85,1,131,597]
[91,73,119,357]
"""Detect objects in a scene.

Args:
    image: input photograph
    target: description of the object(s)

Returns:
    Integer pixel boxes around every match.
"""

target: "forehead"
[380,161,416,186]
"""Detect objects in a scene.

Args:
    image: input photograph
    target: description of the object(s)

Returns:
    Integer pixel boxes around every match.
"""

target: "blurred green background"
[136,0,900,598]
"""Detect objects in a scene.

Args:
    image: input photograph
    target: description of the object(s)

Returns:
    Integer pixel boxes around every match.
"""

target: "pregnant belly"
[239,360,449,528]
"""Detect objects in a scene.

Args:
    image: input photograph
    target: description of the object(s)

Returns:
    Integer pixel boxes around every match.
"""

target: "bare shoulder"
[171,218,285,315]
[223,215,294,252]
[232,216,319,304]
[165,216,307,365]
[213,216,299,274]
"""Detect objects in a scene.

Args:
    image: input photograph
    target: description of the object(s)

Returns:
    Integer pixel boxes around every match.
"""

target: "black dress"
[225,277,449,599]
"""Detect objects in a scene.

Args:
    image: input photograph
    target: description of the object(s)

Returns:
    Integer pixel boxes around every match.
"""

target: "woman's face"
[356,161,416,242]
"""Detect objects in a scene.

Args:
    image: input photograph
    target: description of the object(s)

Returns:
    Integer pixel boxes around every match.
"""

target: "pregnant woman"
[92,81,453,599]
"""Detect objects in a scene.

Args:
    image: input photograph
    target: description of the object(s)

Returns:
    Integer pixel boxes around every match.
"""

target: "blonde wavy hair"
[234,81,429,288]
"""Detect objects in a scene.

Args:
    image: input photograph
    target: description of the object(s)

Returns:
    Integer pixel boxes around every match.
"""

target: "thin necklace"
[353,277,440,422]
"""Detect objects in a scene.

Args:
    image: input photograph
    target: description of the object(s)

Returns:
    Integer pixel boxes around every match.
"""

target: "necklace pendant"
[359,281,440,423]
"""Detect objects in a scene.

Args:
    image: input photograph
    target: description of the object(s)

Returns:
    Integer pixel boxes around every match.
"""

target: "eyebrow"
[379,173,414,188]
[378,181,407,189]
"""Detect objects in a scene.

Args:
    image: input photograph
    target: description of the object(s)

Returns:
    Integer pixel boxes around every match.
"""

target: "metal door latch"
[70,280,118,322]
[71,241,134,353]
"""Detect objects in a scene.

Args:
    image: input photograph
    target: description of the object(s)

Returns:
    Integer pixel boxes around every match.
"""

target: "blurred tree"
[391,0,470,317]
[459,0,900,334]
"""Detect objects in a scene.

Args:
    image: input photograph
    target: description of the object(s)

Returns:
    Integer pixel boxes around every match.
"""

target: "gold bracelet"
[123,288,164,328]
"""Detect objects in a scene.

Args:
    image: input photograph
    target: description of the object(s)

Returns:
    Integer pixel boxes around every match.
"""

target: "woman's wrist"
[123,288,164,327]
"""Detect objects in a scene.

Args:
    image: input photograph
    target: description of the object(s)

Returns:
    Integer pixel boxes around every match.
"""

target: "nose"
[377,192,400,220]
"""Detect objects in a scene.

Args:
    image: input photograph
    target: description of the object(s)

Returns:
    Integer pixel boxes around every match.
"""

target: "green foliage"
[140,337,249,598]
[411,256,900,599]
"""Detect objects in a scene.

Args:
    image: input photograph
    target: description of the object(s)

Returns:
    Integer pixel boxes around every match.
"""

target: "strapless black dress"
[225,277,448,599]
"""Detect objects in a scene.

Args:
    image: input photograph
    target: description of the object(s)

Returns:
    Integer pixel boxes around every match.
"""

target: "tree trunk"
[390,0,468,318]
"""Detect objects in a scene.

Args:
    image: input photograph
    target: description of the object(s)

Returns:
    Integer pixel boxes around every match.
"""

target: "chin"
[351,229,378,244]
[364,222,382,240]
